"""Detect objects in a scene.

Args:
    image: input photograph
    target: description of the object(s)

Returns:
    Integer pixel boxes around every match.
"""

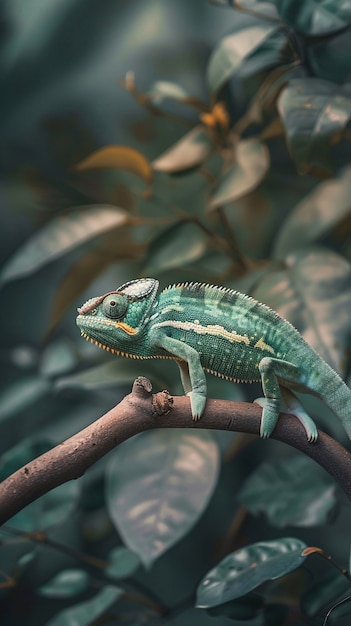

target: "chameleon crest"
[77,278,351,442]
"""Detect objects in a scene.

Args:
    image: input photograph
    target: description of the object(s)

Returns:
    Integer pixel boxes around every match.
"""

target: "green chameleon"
[76,278,351,442]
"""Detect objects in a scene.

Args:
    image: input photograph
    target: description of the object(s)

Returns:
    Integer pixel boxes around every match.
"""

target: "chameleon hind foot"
[254,390,318,443]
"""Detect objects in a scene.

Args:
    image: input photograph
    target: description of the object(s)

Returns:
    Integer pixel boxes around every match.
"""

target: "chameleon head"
[76,278,159,355]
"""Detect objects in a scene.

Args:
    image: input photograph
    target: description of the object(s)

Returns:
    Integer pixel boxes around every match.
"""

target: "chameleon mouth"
[80,331,143,359]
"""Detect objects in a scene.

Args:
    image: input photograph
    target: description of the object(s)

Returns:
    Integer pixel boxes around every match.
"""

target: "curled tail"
[311,360,351,441]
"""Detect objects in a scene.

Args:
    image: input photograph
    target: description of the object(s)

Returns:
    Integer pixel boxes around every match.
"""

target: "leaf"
[238,456,336,527]
[147,80,189,104]
[106,430,220,567]
[275,0,351,35]
[308,29,351,85]
[207,24,277,93]
[74,145,153,185]
[40,339,78,378]
[107,547,141,579]
[11,480,80,532]
[0,205,130,285]
[278,78,351,173]
[252,247,351,376]
[38,569,90,598]
[302,569,351,618]
[209,139,269,209]
[152,126,212,173]
[0,437,53,481]
[0,376,51,423]
[44,586,122,626]
[274,166,351,258]
[47,227,142,333]
[0,435,80,531]
[196,537,308,607]
[142,221,208,274]
[55,360,172,394]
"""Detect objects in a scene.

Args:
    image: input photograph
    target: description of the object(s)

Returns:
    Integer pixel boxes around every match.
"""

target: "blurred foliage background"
[1,0,351,624]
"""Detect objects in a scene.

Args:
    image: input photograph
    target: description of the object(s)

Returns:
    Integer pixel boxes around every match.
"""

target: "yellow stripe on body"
[151,319,250,345]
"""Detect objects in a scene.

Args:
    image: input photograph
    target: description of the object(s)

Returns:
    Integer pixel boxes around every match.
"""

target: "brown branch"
[1,376,351,525]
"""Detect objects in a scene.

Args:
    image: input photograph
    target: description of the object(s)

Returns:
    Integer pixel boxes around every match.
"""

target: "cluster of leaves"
[1,0,351,624]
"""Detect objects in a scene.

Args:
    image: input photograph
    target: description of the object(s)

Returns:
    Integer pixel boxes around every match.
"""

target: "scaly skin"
[76,278,351,442]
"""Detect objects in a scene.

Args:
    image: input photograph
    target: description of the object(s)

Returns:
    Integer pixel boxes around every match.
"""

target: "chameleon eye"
[102,294,128,319]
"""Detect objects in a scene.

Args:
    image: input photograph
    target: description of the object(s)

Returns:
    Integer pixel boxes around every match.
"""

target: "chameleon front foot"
[254,397,280,439]
[186,391,206,421]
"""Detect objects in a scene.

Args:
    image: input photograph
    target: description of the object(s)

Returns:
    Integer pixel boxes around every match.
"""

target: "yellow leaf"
[74,146,153,186]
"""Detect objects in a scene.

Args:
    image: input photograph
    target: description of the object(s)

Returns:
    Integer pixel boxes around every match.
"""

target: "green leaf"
[106,430,220,567]
[0,437,53,481]
[0,205,129,285]
[253,247,351,376]
[44,586,122,626]
[207,24,277,93]
[143,221,208,274]
[38,569,90,598]
[238,456,336,527]
[275,0,351,35]
[209,139,269,209]
[147,80,189,104]
[11,480,80,532]
[107,546,141,579]
[274,166,351,258]
[0,376,51,423]
[152,126,211,173]
[302,569,351,618]
[196,537,308,607]
[40,339,78,378]
[308,30,351,84]
[55,360,172,394]
[278,78,351,173]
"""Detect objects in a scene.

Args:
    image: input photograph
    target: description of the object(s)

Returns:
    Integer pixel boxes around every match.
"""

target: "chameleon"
[76,277,351,442]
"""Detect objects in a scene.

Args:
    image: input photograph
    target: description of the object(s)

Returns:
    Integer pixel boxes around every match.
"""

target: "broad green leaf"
[207,24,277,93]
[0,438,80,531]
[196,537,308,607]
[278,78,351,173]
[206,594,264,621]
[10,480,80,532]
[147,80,189,104]
[209,139,269,209]
[44,586,122,626]
[238,456,336,527]
[55,360,172,394]
[74,146,153,185]
[0,437,53,481]
[302,569,351,617]
[40,339,78,378]
[253,247,351,376]
[274,166,351,258]
[275,0,351,35]
[152,126,211,173]
[38,569,90,598]
[106,430,220,567]
[0,205,129,285]
[142,221,208,274]
[47,227,142,333]
[308,29,351,84]
[107,547,141,579]
[0,376,51,423]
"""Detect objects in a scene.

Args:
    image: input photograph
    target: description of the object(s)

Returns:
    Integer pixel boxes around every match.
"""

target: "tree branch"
[1,376,351,525]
